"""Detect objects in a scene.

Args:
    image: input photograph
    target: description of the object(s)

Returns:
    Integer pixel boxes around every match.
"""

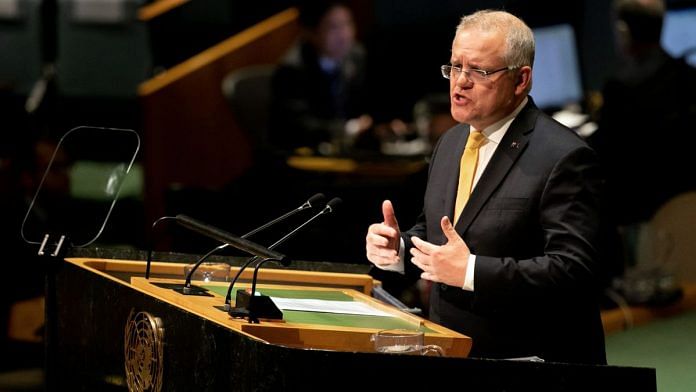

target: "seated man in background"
[270,0,373,155]
[592,0,696,225]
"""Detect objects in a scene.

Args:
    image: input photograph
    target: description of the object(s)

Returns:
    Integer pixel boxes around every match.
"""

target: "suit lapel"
[455,101,540,234]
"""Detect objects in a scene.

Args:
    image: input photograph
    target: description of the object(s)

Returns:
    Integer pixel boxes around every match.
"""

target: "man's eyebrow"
[449,58,484,68]
[449,57,469,64]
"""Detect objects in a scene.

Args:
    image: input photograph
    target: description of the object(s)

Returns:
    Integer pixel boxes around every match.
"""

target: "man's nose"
[454,70,473,87]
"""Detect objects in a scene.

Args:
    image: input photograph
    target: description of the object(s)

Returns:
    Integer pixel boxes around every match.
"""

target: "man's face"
[316,5,356,61]
[449,28,522,129]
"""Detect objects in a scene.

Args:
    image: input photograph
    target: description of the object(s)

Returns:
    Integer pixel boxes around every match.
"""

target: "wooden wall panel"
[139,8,299,225]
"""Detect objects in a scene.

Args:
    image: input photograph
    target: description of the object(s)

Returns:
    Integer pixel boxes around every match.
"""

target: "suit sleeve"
[472,146,604,310]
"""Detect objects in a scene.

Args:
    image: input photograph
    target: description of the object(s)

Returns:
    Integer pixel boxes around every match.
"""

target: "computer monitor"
[662,7,696,67]
[530,24,584,110]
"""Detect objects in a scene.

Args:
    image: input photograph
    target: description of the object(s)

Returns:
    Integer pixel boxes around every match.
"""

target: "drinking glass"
[183,262,231,282]
[371,329,443,356]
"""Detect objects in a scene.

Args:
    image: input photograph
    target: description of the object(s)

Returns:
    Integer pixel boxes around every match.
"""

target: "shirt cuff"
[377,237,405,274]
[462,253,476,291]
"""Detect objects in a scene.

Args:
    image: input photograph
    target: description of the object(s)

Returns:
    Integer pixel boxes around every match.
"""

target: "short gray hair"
[456,10,535,69]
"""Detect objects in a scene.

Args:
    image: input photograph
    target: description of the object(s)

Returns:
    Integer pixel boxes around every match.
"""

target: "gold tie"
[454,131,486,222]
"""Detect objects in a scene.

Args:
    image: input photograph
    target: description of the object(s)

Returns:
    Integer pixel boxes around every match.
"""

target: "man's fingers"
[411,236,439,254]
[409,246,427,261]
[410,247,432,273]
[368,223,398,240]
[366,231,399,262]
[369,255,398,266]
[366,232,390,248]
[421,272,438,282]
[367,247,399,266]
[366,244,398,260]
[382,200,399,229]
[366,201,403,267]
[440,216,461,243]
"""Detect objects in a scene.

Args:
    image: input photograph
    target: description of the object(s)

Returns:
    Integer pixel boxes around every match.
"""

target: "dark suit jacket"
[404,99,607,364]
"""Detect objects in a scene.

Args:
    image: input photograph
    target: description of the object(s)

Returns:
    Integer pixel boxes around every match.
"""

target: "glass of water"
[371,329,443,356]
[183,262,231,282]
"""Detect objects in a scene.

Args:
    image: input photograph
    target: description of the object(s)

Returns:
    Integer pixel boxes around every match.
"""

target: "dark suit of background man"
[366,10,606,364]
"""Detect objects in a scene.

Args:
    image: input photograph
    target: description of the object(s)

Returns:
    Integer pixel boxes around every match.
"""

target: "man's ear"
[515,66,532,95]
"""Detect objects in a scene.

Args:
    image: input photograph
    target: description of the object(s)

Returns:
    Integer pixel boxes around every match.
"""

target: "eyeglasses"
[440,64,516,82]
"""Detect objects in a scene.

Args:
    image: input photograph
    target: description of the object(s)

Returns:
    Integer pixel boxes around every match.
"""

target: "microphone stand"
[180,194,324,295]
[145,216,177,279]
[227,198,341,323]
[178,244,227,295]
[228,257,284,323]
[162,214,287,295]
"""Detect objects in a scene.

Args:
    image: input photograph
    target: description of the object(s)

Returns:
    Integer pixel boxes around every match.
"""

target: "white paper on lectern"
[269,297,393,317]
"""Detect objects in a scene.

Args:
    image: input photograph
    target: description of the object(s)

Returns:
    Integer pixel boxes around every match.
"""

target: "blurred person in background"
[592,0,696,225]
[270,0,371,155]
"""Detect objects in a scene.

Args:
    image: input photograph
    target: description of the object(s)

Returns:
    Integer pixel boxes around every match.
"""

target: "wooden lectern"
[46,256,657,391]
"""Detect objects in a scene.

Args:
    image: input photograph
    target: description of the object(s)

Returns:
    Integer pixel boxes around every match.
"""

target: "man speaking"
[366,10,606,364]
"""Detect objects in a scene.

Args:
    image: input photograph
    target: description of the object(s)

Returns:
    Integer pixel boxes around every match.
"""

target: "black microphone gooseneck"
[242,193,325,238]
[227,198,342,322]
[146,216,177,279]
[174,214,287,261]
[225,197,341,305]
[225,256,261,304]
[182,193,324,290]
[247,198,343,299]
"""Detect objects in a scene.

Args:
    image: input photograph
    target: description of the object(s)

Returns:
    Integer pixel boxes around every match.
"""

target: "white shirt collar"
[472,97,528,144]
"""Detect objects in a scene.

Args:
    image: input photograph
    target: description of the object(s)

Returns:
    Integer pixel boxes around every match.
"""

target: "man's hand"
[410,216,471,287]
[366,200,401,267]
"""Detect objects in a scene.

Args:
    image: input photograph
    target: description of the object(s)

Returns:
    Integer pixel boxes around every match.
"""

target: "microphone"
[226,197,341,303]
[228,197,342,323]
[175,214,287,262]
[181,193,325,293]
[243,193,325,238]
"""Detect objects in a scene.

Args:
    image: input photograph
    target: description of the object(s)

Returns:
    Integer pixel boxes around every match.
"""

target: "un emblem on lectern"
[124,310,164,392]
